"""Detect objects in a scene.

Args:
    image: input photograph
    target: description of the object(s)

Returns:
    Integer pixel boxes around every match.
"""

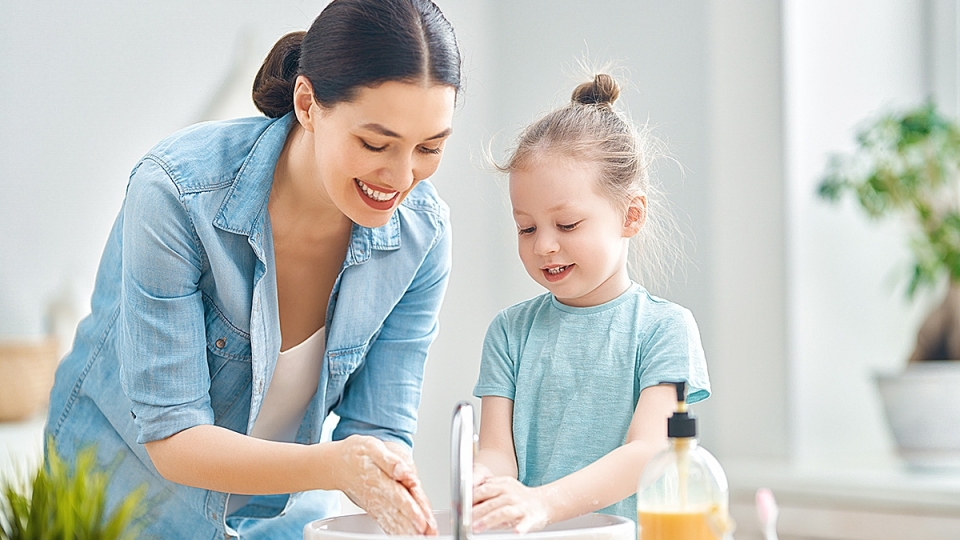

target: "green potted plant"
[819,101,960,468]
[0,442,149,539]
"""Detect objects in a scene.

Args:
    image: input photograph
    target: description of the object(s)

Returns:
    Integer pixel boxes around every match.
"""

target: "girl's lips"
[354,179,399,211]
[542,264,573,283]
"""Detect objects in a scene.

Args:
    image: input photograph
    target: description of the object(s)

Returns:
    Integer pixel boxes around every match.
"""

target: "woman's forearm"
[537,439,666,523]
[144,424,343,494]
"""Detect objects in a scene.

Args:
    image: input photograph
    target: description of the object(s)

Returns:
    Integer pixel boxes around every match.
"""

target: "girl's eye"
[361,140,387,153]
[418,145,443,155]
[518,226,535,235]
[558,221,581,231]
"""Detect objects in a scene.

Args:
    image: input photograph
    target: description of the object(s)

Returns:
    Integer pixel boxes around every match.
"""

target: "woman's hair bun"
[571,73,620,107]
[252,31,306,118]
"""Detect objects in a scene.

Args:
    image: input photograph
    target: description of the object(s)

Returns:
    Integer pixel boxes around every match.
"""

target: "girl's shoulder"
[491,292,554,326]
[621,285,696,331]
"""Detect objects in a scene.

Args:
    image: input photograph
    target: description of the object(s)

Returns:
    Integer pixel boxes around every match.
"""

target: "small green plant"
[819,101,960,297]
[0,441,149,540]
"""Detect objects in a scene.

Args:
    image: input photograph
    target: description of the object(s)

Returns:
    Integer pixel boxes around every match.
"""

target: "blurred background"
[2,1,959,538]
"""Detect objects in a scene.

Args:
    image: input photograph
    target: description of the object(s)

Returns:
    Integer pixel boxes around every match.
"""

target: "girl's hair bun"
[571,73,620,107]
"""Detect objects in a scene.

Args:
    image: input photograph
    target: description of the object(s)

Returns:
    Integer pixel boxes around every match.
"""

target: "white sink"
[303,509,635,540]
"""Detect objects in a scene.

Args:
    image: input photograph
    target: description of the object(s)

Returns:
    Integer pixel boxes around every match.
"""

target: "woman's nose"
[380,155,415,191]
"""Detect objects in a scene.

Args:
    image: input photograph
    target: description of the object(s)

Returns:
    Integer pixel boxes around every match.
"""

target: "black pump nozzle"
[674,381,687,407]
[667,381,697,438]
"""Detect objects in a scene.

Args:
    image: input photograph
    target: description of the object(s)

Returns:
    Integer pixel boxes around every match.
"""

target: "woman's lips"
[542,264,573,282]
[354,179,399,210]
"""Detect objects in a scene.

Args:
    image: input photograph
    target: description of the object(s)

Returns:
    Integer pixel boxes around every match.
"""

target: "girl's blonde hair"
[498,73,684,291]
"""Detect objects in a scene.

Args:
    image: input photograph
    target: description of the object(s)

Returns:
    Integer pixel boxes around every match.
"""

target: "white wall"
[2,0,957,518]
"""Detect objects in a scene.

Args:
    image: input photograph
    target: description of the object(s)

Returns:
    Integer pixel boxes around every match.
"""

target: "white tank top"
[250,326,325,442]
[227,326,325,514]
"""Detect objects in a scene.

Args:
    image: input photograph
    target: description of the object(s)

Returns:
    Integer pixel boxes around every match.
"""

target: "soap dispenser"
[636,382,734,540]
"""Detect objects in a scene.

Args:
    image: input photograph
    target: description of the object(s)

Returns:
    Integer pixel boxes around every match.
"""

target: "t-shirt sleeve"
[637,304,711,404]
[473,311,517,400]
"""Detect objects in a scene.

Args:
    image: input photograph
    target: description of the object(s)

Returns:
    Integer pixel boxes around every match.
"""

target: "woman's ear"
[623,195,647,238]
[293,75,318,132]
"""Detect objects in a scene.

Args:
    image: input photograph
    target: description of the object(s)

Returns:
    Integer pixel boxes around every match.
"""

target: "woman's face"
[303,79,456,228]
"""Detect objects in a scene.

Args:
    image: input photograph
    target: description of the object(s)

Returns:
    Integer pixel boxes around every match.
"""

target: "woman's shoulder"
[138,115,288,192]
[400,180,449,218]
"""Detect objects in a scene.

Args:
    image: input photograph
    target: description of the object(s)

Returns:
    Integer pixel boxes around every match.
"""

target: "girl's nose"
[533,232,559,256]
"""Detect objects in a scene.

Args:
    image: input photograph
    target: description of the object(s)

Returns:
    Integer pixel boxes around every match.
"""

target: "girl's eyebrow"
[360,123,453,141]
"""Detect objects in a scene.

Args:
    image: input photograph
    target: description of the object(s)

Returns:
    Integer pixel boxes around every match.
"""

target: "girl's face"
[299,79,456,228]
[510,156,642,307]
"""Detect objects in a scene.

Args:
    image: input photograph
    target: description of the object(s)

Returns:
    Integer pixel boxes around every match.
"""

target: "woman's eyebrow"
[360,123,452,141]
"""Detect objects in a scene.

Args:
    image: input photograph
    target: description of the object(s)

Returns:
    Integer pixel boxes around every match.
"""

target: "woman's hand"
[472,475,552,534]
[334,435,438,535]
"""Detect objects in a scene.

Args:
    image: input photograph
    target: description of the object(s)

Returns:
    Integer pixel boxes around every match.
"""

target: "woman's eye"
[558,222,580,231]
[418,145,443,155]
[361,140,387,152]
[518,226,535,235]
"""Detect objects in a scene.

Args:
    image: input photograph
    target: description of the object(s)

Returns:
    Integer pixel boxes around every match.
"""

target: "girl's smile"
[542,264,574,282]
[510,155,641,307]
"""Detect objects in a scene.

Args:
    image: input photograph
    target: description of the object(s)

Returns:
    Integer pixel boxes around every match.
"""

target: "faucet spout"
[451,401,475,540]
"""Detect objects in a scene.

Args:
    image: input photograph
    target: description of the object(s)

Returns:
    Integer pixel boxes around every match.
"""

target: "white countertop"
[0,411,46,483]
[723,456,960,540]
[725,456,960,514]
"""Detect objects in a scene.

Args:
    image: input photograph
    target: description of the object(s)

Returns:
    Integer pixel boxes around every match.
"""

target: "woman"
[45,0,460,537]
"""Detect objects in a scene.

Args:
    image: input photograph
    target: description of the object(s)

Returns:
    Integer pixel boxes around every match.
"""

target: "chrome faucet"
[451,401,475,540]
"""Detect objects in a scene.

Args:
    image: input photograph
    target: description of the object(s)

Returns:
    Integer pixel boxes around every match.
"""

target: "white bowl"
[304,509,635,540]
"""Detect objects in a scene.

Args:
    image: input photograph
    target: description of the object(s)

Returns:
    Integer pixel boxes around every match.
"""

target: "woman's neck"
[269,124,351,242]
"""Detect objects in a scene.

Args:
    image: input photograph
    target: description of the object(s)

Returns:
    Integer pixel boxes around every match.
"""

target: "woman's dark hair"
[253,0,462,118]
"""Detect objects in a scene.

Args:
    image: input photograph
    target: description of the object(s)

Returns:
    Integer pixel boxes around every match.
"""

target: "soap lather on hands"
[472,463,552,534]
[338,436,439,536]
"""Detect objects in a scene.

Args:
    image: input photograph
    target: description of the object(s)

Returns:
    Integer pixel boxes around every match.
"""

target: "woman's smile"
[354,178,399,210]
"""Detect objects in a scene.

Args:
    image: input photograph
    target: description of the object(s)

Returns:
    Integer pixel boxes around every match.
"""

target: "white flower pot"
[875,362,960,469]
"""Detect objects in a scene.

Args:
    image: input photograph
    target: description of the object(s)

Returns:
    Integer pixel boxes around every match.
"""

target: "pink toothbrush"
[756,488,779,540]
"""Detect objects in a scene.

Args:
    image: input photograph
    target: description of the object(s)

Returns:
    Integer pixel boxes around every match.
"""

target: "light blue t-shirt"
[473,283,710,521]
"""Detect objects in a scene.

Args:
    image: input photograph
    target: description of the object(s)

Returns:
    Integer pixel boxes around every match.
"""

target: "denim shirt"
[45,113,451,539]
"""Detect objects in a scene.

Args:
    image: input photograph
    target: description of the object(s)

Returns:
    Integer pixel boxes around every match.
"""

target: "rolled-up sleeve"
[332,211,452,449]
[119,158,215,444]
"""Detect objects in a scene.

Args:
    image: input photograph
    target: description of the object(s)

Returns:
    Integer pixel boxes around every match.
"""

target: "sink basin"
[303,509,635,540]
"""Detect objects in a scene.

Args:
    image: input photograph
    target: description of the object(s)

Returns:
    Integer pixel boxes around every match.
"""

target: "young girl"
[472,73,711,532]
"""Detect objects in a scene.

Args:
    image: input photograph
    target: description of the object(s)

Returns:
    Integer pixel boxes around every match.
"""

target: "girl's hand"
[472,476,552,534]
[334,435,438,536]
[473,462,495,487]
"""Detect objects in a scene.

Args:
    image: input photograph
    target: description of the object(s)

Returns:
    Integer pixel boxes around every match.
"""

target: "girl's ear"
[623,195,647,238]
[293,75,318,132]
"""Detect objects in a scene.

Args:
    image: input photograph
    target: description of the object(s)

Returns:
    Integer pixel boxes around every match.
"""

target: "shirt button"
[216,338,226,349]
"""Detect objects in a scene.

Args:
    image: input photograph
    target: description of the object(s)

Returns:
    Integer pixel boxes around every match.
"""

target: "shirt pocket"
[204,305,253,429]
[326,345,365,387]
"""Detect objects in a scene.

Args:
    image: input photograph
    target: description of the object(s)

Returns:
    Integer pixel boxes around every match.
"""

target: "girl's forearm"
[537,440,666,524]
[475,447,519,478]
[144,424,343,494]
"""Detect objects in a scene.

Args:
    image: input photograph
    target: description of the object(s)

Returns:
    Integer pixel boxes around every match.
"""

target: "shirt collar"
[213,112,402,259]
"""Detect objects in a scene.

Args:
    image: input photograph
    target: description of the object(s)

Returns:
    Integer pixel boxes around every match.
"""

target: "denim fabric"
[45,113,451,539]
